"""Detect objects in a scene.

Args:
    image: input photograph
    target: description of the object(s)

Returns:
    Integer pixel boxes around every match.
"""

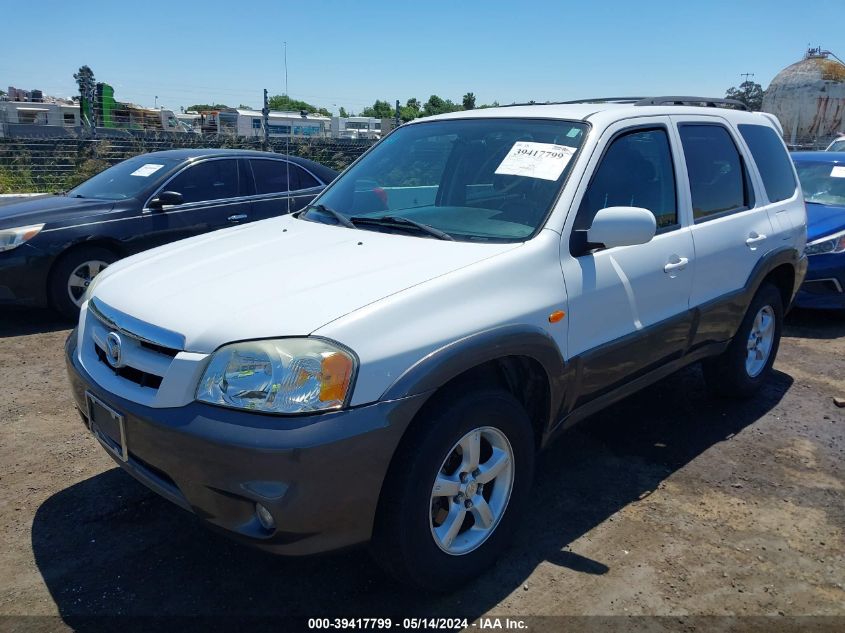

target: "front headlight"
[0,223,44,253]
[196,338,356,414]
[804,229,845,256]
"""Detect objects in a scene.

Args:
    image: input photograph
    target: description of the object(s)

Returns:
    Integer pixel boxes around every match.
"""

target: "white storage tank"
[762,48,845,148]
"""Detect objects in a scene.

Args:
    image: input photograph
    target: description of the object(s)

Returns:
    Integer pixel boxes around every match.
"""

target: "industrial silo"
[762,48,845,148]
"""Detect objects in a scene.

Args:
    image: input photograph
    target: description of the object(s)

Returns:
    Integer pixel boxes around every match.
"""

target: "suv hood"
[91,214,520,352]
[0,195,114,229]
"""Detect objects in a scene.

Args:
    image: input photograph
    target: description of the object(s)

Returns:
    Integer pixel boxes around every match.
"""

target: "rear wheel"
[703,282,783,398]
[371,388,535,591]
[49,246,117,320]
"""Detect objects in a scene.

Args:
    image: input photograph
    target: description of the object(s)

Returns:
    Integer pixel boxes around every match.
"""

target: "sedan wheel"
[67,260,110,308]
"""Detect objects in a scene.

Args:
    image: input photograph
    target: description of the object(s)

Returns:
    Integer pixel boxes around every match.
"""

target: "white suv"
[66,97,807,590]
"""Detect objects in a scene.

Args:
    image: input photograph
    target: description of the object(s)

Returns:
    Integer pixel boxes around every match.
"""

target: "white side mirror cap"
[586,206,657,249]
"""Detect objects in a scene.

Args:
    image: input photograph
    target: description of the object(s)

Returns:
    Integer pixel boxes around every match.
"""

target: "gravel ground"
[0,307,842,631]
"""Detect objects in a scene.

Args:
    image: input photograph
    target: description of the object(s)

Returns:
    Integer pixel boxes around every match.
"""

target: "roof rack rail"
[635,96,748,110]
[497,98,645,108]
[559,97,646,105]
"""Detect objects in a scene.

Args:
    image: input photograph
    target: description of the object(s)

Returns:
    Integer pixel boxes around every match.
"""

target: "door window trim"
[143,156,244,212]
[676,122,757,224]
[569,123,681,257]
[246,157,326,196]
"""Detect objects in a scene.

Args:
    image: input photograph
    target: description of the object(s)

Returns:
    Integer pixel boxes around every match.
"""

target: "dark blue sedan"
[792,151,845,310]
[0,149,337,318]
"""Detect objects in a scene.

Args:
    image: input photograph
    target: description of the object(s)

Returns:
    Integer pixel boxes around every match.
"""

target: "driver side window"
[574,128,678,235]
[167,159,239,204]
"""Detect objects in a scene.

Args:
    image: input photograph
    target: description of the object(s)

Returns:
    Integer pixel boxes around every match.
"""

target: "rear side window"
[250,160,321,194]
[738,124,797,203]
[167,159,239,203]
[575,127,678,232]
[679,124,754,221]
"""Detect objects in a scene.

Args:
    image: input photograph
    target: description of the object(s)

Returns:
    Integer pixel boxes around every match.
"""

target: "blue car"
[792,151,845,310]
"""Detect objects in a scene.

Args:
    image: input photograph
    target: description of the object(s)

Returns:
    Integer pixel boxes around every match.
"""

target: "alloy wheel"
[429,426,515,556]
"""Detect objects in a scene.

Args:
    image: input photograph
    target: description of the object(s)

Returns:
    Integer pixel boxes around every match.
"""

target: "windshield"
[828,140,845,152]
[302,118,588,242]
[68,155,181,200]
[795,161,845,206]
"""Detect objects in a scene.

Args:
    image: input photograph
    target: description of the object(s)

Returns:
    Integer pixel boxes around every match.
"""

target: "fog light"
[255,503,275,530]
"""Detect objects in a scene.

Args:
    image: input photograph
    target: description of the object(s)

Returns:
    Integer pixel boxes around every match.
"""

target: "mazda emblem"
[105,332,124,368]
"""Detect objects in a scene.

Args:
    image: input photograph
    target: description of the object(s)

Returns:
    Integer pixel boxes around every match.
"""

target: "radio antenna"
[284,41,290,210]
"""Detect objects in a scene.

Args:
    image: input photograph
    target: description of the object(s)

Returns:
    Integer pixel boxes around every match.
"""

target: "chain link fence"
[0,133,376,193]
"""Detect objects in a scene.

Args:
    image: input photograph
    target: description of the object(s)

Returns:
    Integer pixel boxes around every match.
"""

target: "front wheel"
[49,246,117,320]
[371,388,535,591]
[703,282,783,398]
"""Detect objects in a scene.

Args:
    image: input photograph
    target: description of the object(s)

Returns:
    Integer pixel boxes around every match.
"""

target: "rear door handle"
[228,214,248,222]
[663,256,689,273]
[745,232,767,247]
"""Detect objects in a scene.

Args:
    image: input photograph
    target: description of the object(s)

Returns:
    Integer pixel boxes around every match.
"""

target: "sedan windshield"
[302,118,588,242]
[795,161,845,206]
[68,155,181,200]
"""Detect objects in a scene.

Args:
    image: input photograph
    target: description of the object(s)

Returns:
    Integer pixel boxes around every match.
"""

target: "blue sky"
[2,0,842,113]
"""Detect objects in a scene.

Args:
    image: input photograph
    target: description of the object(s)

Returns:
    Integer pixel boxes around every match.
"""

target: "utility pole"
[263,88,270,149]
[395,99,400,130]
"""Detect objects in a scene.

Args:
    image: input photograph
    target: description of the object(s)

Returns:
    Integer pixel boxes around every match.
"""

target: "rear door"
[142,158,250,249]
[671,116,775,343]
[248,159,326,221]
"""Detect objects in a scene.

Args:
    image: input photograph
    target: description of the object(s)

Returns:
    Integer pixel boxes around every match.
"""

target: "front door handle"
[664,255,689,274]
[228,214,248,222]
[745,232,767,248]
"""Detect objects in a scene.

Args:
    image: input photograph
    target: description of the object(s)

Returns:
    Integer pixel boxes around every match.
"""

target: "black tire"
[370,387,535,591]
[48,246,118,321]
[703,282,783,398]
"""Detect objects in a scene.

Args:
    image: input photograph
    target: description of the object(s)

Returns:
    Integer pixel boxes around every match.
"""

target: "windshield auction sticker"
[495,142,576,181]
[831,165,845,178]
[130,164,165,177]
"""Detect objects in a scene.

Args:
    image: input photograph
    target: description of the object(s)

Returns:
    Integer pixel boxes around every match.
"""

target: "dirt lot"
[0,306,843,631]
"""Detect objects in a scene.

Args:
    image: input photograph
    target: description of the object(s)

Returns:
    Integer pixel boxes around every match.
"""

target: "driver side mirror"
[586,206,656,250]
[148,190,183,210]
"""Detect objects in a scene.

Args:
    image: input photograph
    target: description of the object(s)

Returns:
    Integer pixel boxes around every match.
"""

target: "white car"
[66,96,807,590]
[826,134,845,151]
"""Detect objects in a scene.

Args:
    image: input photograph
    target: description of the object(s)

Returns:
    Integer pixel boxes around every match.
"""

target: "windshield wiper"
[305,203,355,228]
[350,215,455,241]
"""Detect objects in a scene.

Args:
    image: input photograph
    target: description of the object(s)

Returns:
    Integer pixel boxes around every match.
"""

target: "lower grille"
[801,278,843,296]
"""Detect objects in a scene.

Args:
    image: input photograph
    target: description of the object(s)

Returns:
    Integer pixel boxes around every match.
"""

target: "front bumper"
[0,243,51,306]
[65,332,429,555]
[794,252,844,310]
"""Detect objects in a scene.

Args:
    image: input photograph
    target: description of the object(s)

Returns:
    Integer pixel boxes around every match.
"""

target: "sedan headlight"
[0,223,44,253]
[196,338,355,414]
[804,229,845,256]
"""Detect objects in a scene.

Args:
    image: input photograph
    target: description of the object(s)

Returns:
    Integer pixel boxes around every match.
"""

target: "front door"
[562,119,695,404]
[140,158,250,251]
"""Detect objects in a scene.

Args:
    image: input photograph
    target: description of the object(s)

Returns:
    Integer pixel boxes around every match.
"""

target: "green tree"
[339,106,349,118]
[73,65,95,97]
[462,92,476,110]
[399,98,421,122]
[725,80,765,112]
[361,99,395,118]
[421,95,463,117]
[186,103,231,112]
[267,94,331,117]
